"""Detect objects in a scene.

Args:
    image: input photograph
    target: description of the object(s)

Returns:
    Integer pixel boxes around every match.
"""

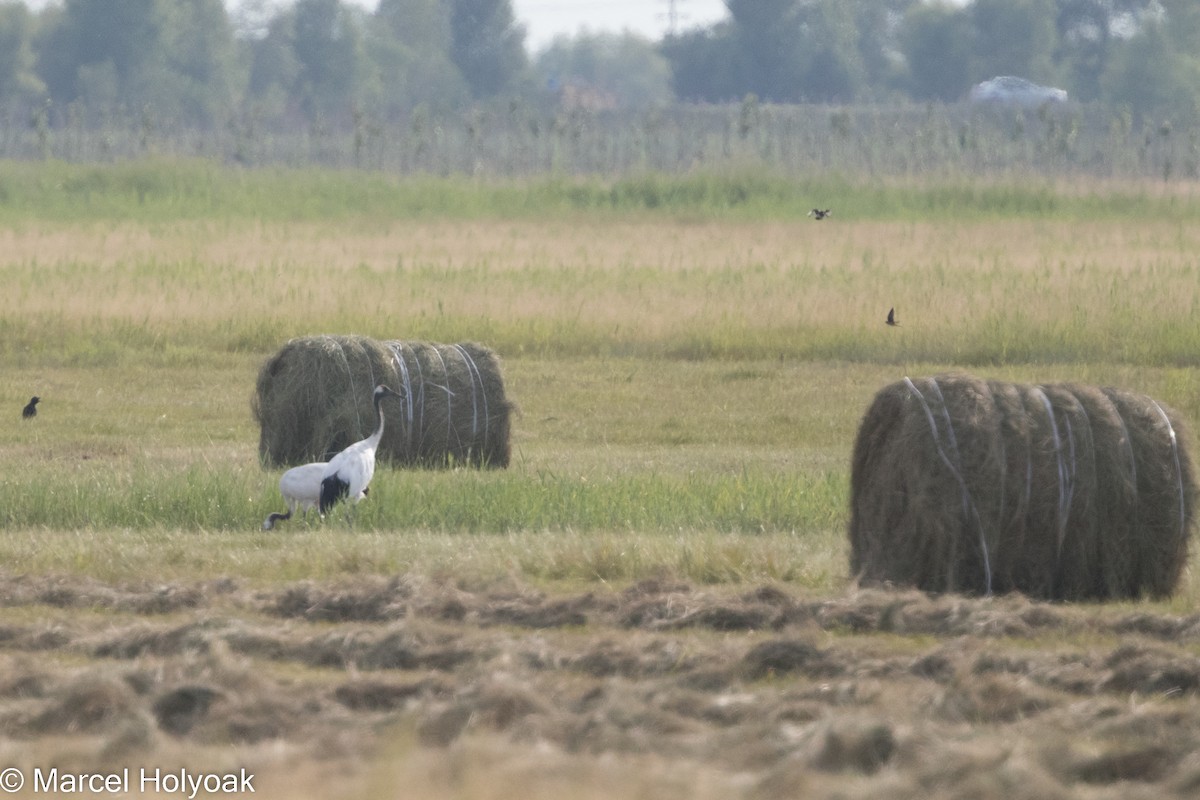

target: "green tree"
[660,24,740,102]
[726,0,806,101]
[535,32,673,109]
[1156,0,1200,56]
[970,0,1056,83]
[35,0,167,111]
[291,0,363,120]
[1101,20,1199,123]
[0,2,45,103]
[852,0,920,99]
[33,0,239,125]
[362,0,469,116]
[246,10,299,112]
[663,0,906,103]
[449,0,527,99]
[1053,0,1154,102]
[159,0,238,125]
[377,0,450,51]
[899,3,974,101]
[797,0,867,103]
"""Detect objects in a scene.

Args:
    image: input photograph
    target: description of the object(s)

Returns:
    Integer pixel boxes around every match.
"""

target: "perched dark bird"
[319,385,402,516]
[22,396,39,418]
[808,208,831,220]
[886,308,900,327]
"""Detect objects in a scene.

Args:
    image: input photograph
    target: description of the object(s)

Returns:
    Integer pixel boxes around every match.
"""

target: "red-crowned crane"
[263,462,326,530]
[22,396,39,418]
[319,384,401,517]
[260,461,360,530]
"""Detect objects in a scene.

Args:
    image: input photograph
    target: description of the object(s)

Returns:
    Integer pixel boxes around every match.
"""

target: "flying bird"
[319,384,402,517]
[22,396,39,418]
[808,208,831,220]
[886,308,900,327]
[262,461,368,530]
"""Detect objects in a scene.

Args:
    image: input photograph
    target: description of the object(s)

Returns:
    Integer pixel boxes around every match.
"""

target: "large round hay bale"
[253,335,512,469]
[848,373,1195,601]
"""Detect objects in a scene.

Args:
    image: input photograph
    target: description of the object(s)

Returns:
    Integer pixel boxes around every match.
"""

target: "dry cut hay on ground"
[13,573,1200,798]
[253,335,512,468]
[849,373,1196,601]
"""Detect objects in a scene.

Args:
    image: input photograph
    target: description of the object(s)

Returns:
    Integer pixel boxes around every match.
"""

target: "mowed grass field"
[3,163,1200,798]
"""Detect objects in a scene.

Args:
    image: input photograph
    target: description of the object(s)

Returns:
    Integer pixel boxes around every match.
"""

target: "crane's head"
[373,385,401,403]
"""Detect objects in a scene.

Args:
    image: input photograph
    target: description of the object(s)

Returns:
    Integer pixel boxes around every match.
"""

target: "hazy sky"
[21,0,732,54]
[514,0,730,52]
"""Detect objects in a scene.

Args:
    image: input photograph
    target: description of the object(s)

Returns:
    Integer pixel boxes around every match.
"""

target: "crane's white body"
[319,385,400,515]
[263,461,365,530]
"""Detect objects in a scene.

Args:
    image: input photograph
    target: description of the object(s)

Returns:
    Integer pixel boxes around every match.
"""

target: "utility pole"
[663,0,682,38]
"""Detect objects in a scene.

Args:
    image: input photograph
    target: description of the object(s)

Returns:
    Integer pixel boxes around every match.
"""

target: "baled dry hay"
[849,373,1195,601]
[253,335,512,468]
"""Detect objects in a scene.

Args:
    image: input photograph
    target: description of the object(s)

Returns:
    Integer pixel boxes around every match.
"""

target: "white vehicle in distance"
[969,76,1068,109]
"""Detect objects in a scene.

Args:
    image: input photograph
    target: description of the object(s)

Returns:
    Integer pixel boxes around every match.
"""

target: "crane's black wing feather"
[319,474,350,514]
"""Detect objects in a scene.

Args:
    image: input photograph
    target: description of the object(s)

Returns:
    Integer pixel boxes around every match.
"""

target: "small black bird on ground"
[886,308,899,327]
[22,396,39,418]
[808,208,831,220]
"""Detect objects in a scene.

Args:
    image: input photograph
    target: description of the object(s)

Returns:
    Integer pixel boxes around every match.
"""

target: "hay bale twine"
[848,373,1195,601]
[253,335,512,469]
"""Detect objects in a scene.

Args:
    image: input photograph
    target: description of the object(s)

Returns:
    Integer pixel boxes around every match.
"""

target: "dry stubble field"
[4,191,1200,799]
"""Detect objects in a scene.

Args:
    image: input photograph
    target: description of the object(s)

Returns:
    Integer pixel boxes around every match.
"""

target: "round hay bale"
[848,373,1195,601]
[253,335,512,469]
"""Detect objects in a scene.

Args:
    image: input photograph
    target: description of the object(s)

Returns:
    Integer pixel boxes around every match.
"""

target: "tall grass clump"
[0,462,844,537]
[0,462,848,588]
[9,100,1198,182]
[0,464,264,530]
[346,466,845,537]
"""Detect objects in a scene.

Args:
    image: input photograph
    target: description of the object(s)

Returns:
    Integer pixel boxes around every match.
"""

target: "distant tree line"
[0,0,1197,139]
[665,0,1200,122]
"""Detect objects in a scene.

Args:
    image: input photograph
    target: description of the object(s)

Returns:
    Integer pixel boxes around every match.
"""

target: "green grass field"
[3,162,1200,798]
[3,164,1198,588]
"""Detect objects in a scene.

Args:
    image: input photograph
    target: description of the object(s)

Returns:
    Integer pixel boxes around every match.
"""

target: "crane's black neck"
[369,390,387,443]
